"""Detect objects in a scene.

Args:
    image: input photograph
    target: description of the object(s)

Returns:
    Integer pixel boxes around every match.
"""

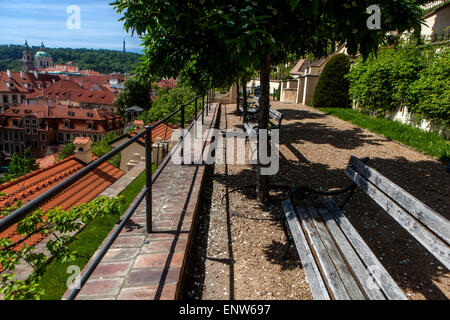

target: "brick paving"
[66,102,220,300]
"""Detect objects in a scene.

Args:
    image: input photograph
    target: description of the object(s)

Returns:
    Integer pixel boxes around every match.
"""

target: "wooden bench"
[281,156,450,300]
[243,107,283,140]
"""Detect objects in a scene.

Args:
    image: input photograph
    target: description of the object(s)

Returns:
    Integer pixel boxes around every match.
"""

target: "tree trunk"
[256,53,271,203]
[241,77,247,123]
[235,76,240,114]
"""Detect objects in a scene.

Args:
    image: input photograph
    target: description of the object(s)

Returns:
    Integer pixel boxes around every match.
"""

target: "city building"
[109,120,178,172]
[0,70,60,110]
[22,41,54,71]
[0,103,124,158]
[26,79,118,112]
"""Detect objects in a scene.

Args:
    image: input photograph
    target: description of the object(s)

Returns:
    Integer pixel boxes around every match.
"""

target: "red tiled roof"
[111,122,177,146]
[2,103,119,121]
[26,79,117,105]
[73,137,91,144]
[0,156,124,248]
[157,78,178,89]
[0,71,60,94]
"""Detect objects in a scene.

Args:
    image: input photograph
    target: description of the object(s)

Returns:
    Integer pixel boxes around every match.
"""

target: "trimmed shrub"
[313,53,351,108]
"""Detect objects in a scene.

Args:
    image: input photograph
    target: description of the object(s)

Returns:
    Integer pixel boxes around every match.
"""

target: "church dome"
[36,51,50,57]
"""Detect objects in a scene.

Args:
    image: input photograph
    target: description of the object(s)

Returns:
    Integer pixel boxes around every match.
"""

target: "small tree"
[3,148,39,182]
[91,132,120,168]
[313,54,351,109]
[56,141,75,162]
[114,77,152,117]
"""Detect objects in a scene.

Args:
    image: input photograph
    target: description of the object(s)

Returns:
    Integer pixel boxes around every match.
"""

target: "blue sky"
[0,0,143,53]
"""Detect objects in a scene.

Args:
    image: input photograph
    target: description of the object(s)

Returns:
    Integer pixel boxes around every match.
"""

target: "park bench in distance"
[281,156,450,300]
[243,107,283,140]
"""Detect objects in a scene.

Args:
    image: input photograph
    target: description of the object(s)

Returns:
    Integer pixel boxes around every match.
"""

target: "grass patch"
[37,166,154,300]
[318,107,450,162]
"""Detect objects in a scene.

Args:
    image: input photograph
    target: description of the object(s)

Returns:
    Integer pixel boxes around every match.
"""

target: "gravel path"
[183,102,449,300]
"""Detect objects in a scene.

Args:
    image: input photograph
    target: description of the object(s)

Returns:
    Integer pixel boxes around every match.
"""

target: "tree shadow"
[192,102,449,299]
[281,121,385,150]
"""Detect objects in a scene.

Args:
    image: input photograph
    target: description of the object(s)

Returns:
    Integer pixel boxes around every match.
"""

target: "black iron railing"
[0,88,216,300]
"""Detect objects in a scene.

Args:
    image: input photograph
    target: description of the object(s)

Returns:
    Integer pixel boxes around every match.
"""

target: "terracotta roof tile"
[0,156,124,249]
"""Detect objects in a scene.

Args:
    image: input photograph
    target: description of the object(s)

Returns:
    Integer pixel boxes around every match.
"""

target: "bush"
[56,141,75,162]
[91,132,121,168]
[313,53,351,108]
[140,86,197,125]
[348,42,449,125]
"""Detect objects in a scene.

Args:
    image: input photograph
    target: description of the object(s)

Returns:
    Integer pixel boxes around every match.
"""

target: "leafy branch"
[0,194,122,300]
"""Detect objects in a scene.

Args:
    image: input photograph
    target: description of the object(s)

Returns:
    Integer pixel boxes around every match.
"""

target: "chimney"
[7,70,11,78]
[73,137,93,164]
[34,71,38,78]
[20,71,25,79]
[133,120,144,132]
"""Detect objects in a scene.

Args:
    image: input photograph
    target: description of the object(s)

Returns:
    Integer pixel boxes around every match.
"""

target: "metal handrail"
[0,87,216,300]
[0,91,212,234]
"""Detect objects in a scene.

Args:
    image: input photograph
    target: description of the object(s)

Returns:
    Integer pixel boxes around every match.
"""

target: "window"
[42,145,46,151]
[26,128,31,134]
[15,145,19,153]
[64,120,70,128]
[5,144,9,153]
[66,133,71,141]
[32,119,37,125]
[41,133,46,141]
[87,122,93,129]
[33,141,38,147]
[13,120,18,127]
[58,133,63,141]
[25,119,30,125]
[14,132,18,140]
[32,128,37,135]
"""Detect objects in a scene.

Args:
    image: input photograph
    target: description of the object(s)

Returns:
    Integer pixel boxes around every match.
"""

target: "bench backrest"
[345,156,450,269]
[269,108,283,125]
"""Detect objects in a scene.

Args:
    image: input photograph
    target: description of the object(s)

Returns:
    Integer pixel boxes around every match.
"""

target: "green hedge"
[313,53,351,108]
[347,43,450,125]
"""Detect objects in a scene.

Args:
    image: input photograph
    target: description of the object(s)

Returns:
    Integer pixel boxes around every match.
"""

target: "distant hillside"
[0,45,141,74]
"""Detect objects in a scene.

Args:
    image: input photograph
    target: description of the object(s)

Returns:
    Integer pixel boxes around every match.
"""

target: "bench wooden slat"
[324,199,407,300]
[349,156,450,245]
[317,206,386,300]
[296,206,351,299]
[346,166,450,270]
[282,200,330,300]
[304,200,366,300]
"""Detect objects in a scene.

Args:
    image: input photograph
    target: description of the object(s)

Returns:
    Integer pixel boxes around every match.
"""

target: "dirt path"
[183,102,449,300]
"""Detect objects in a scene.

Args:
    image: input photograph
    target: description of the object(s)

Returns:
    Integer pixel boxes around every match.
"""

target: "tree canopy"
[112,0,424,202]
[114,77,152,116]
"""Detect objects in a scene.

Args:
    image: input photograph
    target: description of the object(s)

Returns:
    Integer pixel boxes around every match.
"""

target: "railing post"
[194,97,198,119]
[145,126,152,233]
[181,104,185,165]
[202,94,205,124]
[206,90,209,116]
